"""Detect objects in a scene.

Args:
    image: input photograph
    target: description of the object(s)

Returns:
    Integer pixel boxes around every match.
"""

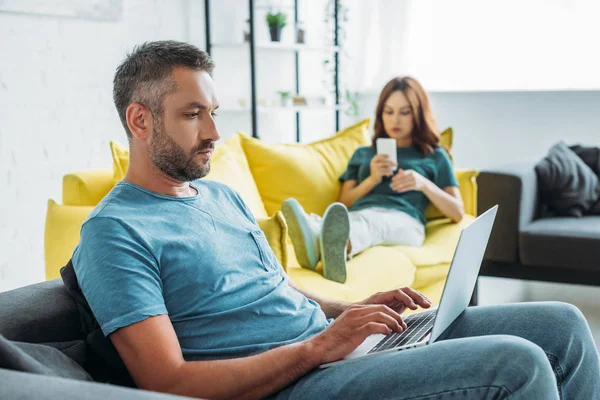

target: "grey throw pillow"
[0,335,92,381]
[60,260,135,387]
[535,141,599,217]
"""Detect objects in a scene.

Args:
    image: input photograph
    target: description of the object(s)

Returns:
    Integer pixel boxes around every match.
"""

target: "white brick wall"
[0,0,194,291]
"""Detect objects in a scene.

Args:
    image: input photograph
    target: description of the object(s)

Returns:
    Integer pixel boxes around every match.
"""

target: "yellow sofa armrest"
[63,168,115,206]
[425,169,479,220]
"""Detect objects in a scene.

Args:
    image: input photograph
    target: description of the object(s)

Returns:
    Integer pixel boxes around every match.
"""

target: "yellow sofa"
[45,119,478,306]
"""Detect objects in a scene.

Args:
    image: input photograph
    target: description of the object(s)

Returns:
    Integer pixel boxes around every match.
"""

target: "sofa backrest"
[0,279,81,343]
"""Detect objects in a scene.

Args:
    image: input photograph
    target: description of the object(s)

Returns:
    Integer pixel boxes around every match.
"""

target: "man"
[73,40,599,400]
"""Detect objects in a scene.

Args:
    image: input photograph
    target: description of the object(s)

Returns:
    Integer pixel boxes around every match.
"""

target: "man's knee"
[548,301,586,325]
[489,336,555,392]
[537,302,588,336]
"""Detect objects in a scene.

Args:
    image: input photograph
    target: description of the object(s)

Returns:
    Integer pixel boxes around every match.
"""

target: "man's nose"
[205,117,220,142]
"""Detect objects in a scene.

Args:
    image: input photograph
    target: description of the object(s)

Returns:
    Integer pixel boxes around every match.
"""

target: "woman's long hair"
[372,77,442,156]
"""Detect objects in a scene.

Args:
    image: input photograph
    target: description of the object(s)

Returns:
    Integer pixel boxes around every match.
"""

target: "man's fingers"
[401,287,432,308]
[388,289,419,310]
[348,304,404,328]
[357,312,403,333]
[359,322,393,337]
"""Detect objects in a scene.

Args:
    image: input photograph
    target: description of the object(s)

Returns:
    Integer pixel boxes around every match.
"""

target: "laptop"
[320,205,498,368]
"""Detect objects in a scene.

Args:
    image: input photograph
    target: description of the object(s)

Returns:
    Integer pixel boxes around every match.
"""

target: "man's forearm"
[167,340,320,400]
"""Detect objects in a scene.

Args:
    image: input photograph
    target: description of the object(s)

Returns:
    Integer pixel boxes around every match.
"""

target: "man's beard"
[148,117,214,182]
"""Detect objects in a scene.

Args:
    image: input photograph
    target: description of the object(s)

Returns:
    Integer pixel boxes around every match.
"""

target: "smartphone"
[376,138,397,170]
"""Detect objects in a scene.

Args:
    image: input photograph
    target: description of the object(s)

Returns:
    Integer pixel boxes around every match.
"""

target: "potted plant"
[278,91,292,107]
[266,11,287,42]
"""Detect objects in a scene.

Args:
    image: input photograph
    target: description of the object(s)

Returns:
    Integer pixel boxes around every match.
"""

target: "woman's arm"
[337,178,378,209]
[390,170,464,223]
[422,184,464,223]
[338,154,396,208]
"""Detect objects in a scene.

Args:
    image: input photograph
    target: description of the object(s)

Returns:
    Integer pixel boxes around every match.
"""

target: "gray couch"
[474,163,600,301]
[0,279,194,400]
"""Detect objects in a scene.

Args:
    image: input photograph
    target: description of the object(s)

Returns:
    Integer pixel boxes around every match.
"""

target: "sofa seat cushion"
[286,244,416,303]
[240,119,371,216]
[411,263,450,289]
[520,216,600,270]
[393,215,475,269]
[0,335,92,381]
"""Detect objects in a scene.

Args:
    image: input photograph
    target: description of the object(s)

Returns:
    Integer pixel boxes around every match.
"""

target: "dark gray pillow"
[0,335,92,381]
[60,260,135,387]
[570,144,600,176]
[535,141,599,217]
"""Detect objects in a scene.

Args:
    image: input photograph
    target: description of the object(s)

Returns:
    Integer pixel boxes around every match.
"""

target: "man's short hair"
[113,40,214,139]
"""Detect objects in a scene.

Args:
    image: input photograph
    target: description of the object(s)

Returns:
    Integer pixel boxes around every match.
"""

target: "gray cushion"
[60,260,135,387]
[520,216,600,270]
[535,142,599,217]
[0,279,81,343]
[0,335,92,381]
[0,369,192,400]
[570,144,600,176]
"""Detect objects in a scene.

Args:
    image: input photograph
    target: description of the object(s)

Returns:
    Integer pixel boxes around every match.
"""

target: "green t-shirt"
[339,145,458,225]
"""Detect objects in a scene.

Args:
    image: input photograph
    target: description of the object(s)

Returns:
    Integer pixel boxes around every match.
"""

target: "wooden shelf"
[220,104,349,113]
[212,42,340,53]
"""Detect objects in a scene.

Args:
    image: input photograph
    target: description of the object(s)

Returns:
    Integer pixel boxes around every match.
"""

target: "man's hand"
[390,169,430,193]
[307,303,406,365]
[361,287,432,316]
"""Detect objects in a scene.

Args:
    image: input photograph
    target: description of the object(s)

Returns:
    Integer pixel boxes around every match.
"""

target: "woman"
[282,77,464,283]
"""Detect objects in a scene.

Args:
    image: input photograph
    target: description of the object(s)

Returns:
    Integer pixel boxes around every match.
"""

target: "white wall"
[344,0,600,92]
[0,0,197,292]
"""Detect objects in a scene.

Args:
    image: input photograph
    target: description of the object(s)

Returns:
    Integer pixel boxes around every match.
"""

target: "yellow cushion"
[206,135,268,218]
[62,168,116,206]
[439,127,453,154]
[44,200,93,280]
[240,119,371,216]
[286,244,416,303]
[394,214,476,270]
[412,263,451,289]
[255,211,288,270]
[110,140,129,182]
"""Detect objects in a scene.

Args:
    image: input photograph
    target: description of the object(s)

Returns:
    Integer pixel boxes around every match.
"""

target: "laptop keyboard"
[367,309,437,354]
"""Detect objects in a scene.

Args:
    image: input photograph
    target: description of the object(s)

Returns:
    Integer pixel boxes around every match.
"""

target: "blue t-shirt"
[339,145,458,224]
[72,180,329,361]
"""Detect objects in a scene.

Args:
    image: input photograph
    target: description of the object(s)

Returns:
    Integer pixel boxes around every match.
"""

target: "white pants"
[347,208,425,257]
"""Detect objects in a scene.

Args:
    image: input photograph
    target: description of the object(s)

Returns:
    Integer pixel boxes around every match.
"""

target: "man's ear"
[126,103,152,139]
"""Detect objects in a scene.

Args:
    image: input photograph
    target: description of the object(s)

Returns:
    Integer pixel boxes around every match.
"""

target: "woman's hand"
[390,169,430,193]
[369,155,397,184]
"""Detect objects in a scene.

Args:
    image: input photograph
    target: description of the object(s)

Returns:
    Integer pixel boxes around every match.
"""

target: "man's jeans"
[273,302,600,399]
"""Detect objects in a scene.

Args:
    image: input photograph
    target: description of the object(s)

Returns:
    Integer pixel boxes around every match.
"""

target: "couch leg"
[469,278,478,306]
